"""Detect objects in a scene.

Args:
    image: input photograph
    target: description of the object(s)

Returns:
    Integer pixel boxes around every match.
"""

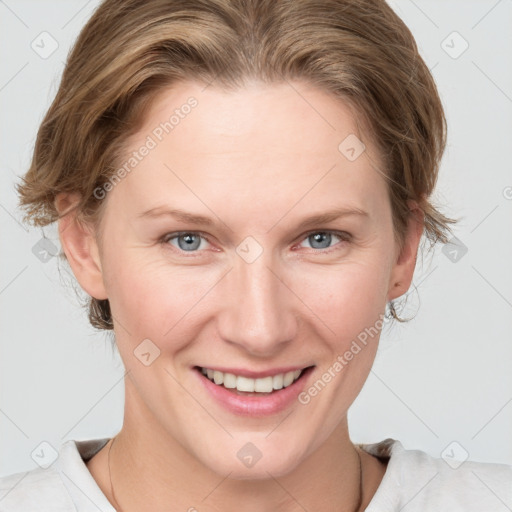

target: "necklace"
[108,436,123,512]
[107,436,364,512]
[354,446,364,512]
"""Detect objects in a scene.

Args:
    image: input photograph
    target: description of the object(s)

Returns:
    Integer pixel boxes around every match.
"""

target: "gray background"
[1,0,511,477]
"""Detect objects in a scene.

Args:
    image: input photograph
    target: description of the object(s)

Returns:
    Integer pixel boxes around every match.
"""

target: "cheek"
[293,263,389,418]
[103,248,217,345]
[295,259,390,341]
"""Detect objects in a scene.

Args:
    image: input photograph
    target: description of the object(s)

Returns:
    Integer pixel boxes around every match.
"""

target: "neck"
[92,378,385,512]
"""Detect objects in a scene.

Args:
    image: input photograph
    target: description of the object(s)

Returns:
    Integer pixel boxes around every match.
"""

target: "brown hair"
[16,0,458,330]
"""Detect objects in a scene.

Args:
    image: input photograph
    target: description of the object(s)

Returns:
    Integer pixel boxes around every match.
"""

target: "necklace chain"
[108,436,123,512]
[107,435,363,512]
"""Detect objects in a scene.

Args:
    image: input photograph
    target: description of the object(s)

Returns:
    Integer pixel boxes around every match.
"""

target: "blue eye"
[298,231,350,251]
[160,230,351,255]
[163,232,210,252]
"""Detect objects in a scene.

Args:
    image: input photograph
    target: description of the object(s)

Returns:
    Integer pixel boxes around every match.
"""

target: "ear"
[387,199,424,302]
[56,192,108,300]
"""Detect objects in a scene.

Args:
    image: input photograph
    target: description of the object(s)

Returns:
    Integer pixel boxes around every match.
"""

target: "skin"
[56,79,423,511]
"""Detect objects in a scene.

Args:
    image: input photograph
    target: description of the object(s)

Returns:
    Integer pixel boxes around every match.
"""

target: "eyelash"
[159,230,352,256]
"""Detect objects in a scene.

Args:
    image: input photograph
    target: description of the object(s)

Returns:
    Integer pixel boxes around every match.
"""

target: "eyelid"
[299,229,352,241]
[294,229,352,251]
[161,231,213,248]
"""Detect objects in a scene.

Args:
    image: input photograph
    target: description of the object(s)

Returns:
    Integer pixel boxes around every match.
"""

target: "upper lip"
[195,365,313,379]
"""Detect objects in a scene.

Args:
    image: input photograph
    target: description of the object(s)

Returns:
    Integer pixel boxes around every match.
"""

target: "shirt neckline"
[56,437,115,512]
[59,436,401,511]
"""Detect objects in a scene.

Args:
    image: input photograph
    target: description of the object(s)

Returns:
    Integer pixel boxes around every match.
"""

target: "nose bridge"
[218,247,296,355]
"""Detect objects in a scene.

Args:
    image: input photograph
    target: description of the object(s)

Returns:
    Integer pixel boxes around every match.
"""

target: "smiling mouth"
[195,366,312,395]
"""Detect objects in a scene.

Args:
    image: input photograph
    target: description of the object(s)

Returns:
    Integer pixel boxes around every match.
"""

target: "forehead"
[134,79,373,158]
[113,80,388,221]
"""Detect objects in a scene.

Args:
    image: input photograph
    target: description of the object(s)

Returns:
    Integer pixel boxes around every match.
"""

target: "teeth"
[223,373,237,389]
[200,367,304,393]
[254,376,273,393]
[284,371,295,387]
[272,373,284,390]
[237,376,255,392]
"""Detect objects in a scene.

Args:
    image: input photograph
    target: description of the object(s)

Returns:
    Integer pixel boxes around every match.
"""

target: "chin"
[197,442,306,481]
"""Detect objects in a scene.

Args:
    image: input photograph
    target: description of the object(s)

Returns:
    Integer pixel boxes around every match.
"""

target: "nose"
[216,250,298,357]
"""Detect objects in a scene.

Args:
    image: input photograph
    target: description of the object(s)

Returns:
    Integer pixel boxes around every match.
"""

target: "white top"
[0,437,511,511]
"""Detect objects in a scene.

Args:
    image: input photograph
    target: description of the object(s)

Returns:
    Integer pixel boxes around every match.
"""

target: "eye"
[160,229,351,255]
[297,230,351,252]
[161,232,211,253]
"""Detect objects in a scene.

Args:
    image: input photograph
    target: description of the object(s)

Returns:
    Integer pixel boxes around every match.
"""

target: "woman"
[2,0,511,510]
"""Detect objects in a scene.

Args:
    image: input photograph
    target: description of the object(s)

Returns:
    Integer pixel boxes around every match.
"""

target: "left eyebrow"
[137,205,370,230]
[290,207,370,232]
[137,206,216,226]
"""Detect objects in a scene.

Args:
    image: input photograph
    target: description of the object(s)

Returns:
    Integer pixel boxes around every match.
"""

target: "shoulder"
[0,437,112,512]
[0,467,74,512]
[360,438,512,511]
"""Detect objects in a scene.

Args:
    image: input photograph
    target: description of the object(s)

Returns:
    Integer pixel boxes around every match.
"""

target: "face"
[61,80,420,479]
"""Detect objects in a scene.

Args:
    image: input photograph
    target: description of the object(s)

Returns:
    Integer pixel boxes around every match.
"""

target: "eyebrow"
[137,206,369,231]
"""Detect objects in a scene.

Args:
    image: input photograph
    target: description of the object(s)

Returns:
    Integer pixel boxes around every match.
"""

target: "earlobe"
[387,200,424,302]
[56,193,108,301]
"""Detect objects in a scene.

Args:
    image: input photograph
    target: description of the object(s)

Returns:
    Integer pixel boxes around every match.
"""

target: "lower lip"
[195,367,314,417]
